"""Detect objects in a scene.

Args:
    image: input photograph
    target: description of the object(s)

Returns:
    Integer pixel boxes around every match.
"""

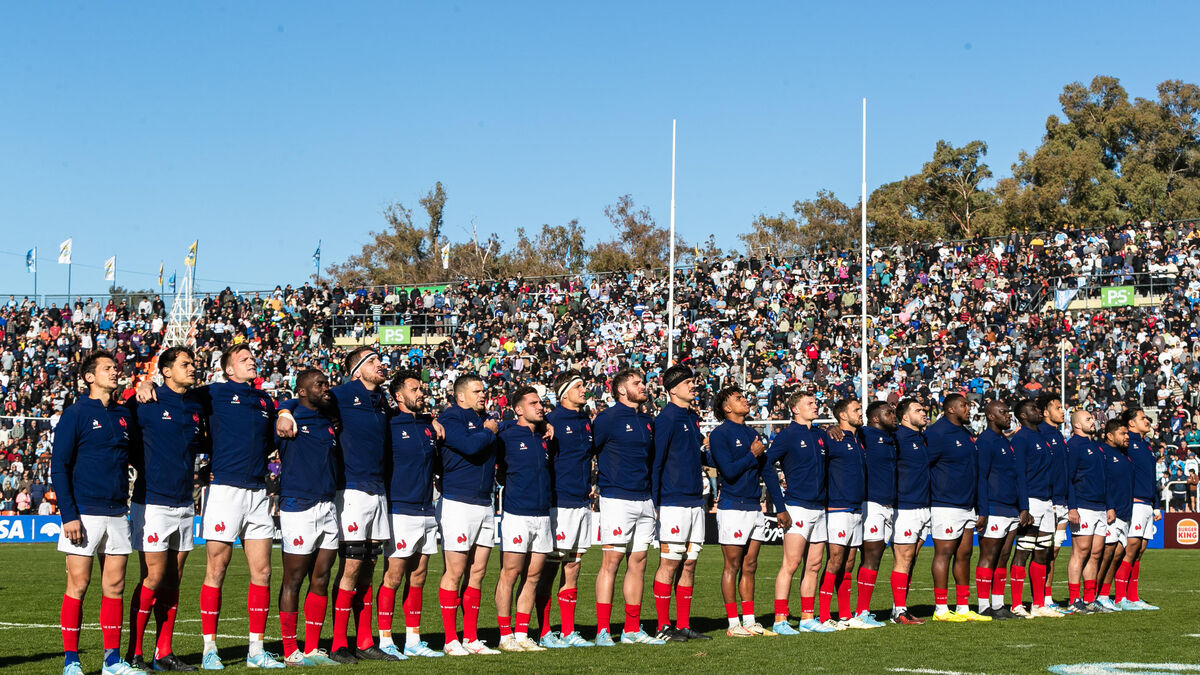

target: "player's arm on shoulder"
[275,398,299,437]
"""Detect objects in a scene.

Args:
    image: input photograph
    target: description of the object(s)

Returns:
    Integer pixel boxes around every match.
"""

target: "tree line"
[327,76,1200,285]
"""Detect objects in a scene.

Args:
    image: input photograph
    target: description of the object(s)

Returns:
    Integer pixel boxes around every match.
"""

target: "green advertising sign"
[379,325,412,345]
[1100,286,1135,308]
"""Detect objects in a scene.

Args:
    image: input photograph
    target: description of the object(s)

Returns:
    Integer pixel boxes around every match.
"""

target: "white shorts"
[336,490,390,542]
[501,513,554,554]
[551,506,592,555]
[58,514,133,557]
[894,508,931,545]
[932,507,977,541]
[131,503,195,552]
[1028,498,1056,534]
[784,505,827,543]
[658,505,706,546]
[825,511,863,547]
[1069,508,1108,538]
[1105,518,1129,546]
[1053,504,1069,527]
[280,501,340,555]
[598,496,655,552]
[981,514,1018,539]
[1129,503,1153,539]
[387,514,439,558]
[202,485,275,542]
[438,499,495,553]
[862,502,895,543]
[716,508,769,546]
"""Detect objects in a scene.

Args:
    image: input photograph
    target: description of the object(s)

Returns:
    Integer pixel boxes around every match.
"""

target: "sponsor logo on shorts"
[556,531,566,541]
[945,527,953,534]
[870,525,879,534]
[1177,518,1199,545]
[612,526,622,536]
[670,525,680,535]
[347,522,359,534]
[397,539,407,550]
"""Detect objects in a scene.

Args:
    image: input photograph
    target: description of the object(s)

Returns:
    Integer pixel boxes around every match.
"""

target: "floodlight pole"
[667,119,677,368]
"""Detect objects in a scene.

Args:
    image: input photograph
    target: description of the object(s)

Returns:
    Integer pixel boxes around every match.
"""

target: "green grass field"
[3,544,1197,674]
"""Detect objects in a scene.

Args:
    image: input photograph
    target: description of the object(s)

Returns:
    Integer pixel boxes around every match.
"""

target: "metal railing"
[331,311,459,339]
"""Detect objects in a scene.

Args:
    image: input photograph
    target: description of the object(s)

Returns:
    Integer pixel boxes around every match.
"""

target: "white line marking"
[888,669,988,675]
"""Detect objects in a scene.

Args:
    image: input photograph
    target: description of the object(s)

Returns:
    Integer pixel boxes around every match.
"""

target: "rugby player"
[1099,418,1135,611]
[855,401,899,624]
[1038,395,1070,611]
[1117,408,1161,610]
[1008,400,1061,619]
[1063,409,1113,614]
[974,400,1030,620]
[890,398,930,624]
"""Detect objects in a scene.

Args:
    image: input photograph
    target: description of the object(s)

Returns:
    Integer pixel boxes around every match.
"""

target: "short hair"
[389,369,423,397]
[866,400,890,423]
[662,364,693,390]
[943,393,966,411]
[712,386,742,422]
[786,389,815,412]
[1015,399,1039,420]
[896,397,920,421]
[453,373,484,394]
[509,385,540,408]
[80,350,115,381]
[220,344,253,374]
[1119,408,1143,426]
[553,369,583,391]
[611,369,642,395]
[1035,393,1058,411]
[296,368,325,392]
[832,397,856,421]
[344,345,377,375]
[1104,419,1127,437]
[158,346,195,373]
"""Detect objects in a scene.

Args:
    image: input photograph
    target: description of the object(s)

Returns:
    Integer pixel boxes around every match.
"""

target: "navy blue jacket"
[1102,443,1134,522]
[1040,422,1069,506]
[196,380,276,489]
[710,420,785,512]
[766,421,826,509]
[925,416,978,509]
[1012,426,1052,501]
[652,403,705,508]
[497,421,552,517]
[1065,433,1107,511]
[895,426,931,509]
[1126,432,1159,509]
[329,380,389,494]
[859,426,897,507]
[593,402,654,501]
[388,411,438,515]
[129,385,208,508]
[437,405,499,507]
[52,396,134,523]
[546,405,594,509]
[977,428,1028,517]
[825,427,865,510]
[277,404,339,510]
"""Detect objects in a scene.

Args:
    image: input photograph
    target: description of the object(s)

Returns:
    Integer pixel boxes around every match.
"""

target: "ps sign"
[378,325,411,345]
[1100,286,1135,308]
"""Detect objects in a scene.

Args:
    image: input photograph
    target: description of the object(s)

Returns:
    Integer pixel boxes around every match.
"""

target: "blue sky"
[2,2,1198,298]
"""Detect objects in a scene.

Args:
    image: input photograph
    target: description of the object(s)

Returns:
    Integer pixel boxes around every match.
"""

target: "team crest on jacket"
[353,396,362,406]
[519,442,528,450]
[424,428,432,437]
[565,425,574,434]
[735,439,743,447]
[193,413,200,423]
[91,419,102,429]
[118,417,127,427]
[625,424,633,432]
[231,394,240,404]
[467,421,476,429]
[161,411,172,420]
[300,425,309,434]
[401,430,410,439]
[955,440,962,447]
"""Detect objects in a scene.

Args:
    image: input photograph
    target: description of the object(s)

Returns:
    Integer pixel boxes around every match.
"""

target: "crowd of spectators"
[4,217,1200,516]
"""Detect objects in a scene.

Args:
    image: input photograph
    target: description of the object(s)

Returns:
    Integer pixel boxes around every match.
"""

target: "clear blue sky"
[2,2,1198,298]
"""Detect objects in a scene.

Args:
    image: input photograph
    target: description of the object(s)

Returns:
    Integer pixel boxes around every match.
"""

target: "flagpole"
[67,263,72,303]
[33,247,37,302]
[667,119,677,368]
[860,98,868,410]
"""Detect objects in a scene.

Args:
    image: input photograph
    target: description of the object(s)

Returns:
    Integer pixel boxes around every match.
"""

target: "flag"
[157,262,164,286]
[185,240,197,267]
[313,240,321,271]
[441,242,450,270]
[25,249,35,274]
[169,271,177,293]
[58,238,72,264]
[104,256,115,281]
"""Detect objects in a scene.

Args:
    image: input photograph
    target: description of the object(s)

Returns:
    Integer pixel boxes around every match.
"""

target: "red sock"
[1083,579,1096,603]
[1115,561,1132,602]
[200,584,221,637]
[1029,562,1047,607]
[740,599,754,620]
[153,586,179,659]
[61,594,83,653]
[955,584,970,608]
[438,588,459,644]
[800,595,815,616]
[596,601,612,635]
[837,572,853,620]
[724,602,738,620]
[623,603,641,634]
[247,583,270,636]
[975,568,993,605]
[497,615,512,638]
[304,592,327,655]
[515,611,530,636]
[992,568,1007,604]
[1130,560,1141,601]
[933,587,949,607]
[332,588,355,651]
[819,571,836,623]
[377,586,397,635]
[1099,582,1111,597]
[279,611,299,657]
[100,596,123,651]
[774,598,790,619]
[354,585,374,650]
[403,586,422,634]
[890,571,908,609]
[129,583,155,657]
[536,588,553,637]
[559,588,578,635]
[653,580,672,630]
[1068,583,1081,604]
[462,586,481,643]
[856,568,878,616]
[675,585,693,629]
[1045,577,1054,602]
[1010,565,1026,606]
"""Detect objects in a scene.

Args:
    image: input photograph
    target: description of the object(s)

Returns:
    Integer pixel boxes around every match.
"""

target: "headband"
[350,350,380,378]
[556,376,583,402]
[663,367,693,393]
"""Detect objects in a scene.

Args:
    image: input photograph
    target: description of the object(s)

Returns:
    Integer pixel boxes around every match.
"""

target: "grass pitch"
[2,544,1197,674]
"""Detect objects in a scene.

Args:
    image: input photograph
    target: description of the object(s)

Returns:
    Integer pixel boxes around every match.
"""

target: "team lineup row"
[50,344,1163,674]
